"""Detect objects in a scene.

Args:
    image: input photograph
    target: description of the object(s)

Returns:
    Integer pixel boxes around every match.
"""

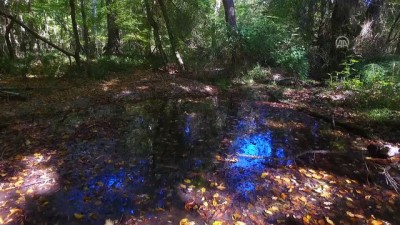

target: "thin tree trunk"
[144,0,167,63]
[386,11,400,44]
[222,0,237,29]
[69,0,81,67]
[157,0,185,71]
[80,0,90,58]
[396,38,400,54]
[5,18,15,59]
[104,0,121,55]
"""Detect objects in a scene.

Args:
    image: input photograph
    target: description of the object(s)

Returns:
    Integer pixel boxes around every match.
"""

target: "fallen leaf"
[325,217,335,225]
[303,215,311,224]
[74,213,85,219]
[180,218,189,225]
[184,179,191,184]
[213,221,224,225]
[234,221,246,225]
[261,172,268,178]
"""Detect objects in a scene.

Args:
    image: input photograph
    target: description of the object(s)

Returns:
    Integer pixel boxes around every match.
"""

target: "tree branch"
[0,9,74,58]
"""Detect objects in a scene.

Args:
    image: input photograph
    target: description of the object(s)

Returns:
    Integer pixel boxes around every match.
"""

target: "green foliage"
[361,63,387,85]
[90,56,144,78]
[240,18,308,78]
[241,64,271,82]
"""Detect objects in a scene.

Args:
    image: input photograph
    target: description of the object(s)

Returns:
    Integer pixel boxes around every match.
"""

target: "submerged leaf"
[74,213,85,219]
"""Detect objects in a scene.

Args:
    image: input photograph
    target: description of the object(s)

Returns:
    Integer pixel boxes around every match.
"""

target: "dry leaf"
[325,216,335,225]
[74,213,85,219]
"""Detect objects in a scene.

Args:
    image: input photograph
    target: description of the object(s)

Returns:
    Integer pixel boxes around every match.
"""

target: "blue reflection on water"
[227,127,289,198]
[232,132,272,170]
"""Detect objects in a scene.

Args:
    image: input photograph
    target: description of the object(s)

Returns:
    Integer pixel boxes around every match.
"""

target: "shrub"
[241,18,308,78]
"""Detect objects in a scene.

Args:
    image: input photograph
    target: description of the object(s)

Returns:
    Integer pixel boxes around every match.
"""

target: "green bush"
[241,18,308,78]
[361,63,386,84]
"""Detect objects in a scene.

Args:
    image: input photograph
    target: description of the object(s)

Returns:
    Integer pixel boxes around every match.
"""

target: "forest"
[1,0,400,224]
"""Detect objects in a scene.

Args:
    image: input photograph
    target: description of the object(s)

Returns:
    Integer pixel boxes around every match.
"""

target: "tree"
[144,0,167,63]
[157,0,185,71]
[69,0,81,67]
[104,0,121,55]
[222,0,237,29]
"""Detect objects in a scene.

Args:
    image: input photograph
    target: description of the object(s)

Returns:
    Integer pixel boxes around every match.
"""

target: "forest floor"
[0,71,399,225]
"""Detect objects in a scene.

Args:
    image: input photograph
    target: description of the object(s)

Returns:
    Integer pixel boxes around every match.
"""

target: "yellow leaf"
[232,213,241,220]
[179,218,189,225]
[213,221,224,225]
[369,220,383,225]
[217,183,226,190]
[74,213,85,219]
[0,216,3,224]
[325,217,335,225]
[261,172,268,178]
[346,211,356,218]
[180,184,187,189]
[234,222,246,225]
[184,179,191,184]
[201,187,206,194]
[26,188,34,194]
[303,215,311,224]
[345,179,352,184]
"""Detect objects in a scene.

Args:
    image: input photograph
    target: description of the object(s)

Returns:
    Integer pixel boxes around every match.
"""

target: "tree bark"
[104,0,121,55]
[328,0,359,72]
[69,0,81,67]
[5,18,15,59]
[222,0,237,29]
[157,0,185,71]
[144,0,167,63]
[386,11,400,44]
[80,0,91,58]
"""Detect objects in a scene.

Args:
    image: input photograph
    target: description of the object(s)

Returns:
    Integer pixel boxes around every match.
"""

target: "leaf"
[74,213,85,219]
[200,187,206,194]
[184,179,191,184]
[179,218,189,225]
[260,172,268,178]
[213,221,224,225]
[303,215,311,224]
[325,217,335,225]
[369,220,383,225]
[234,222,246,225]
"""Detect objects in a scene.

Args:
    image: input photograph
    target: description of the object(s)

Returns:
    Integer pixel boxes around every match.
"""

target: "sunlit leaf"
[325,217,335,225]
[303,215,311,224]
[234,221,246,225]
[179,218,189,225]
[213,221,224,225]
[201,187,206,194]
[184,179,191,184]
[260,172,268,178]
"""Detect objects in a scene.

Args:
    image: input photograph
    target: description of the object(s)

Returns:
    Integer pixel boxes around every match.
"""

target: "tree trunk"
[69,0,81,67]
[222,0,237,29]
[386,11,400,44]
[5,18,15,59]
[328,0,359,72]
[80,0,91,58]
[104,0,121,55]
[396,38,400,55]
[144,0,167,63]
[157,0,185,71]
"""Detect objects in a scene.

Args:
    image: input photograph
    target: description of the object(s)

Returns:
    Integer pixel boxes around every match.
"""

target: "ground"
[0,71,399,225]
